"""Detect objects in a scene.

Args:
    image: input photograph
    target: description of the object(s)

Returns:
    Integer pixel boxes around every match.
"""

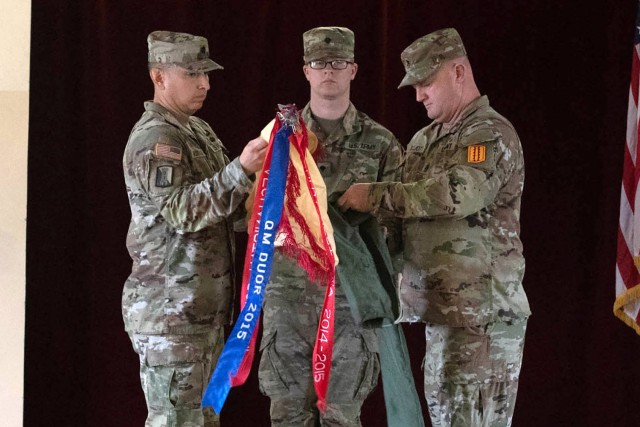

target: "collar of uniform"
[144,100,197,136]
[459,95,489,123]
[301,101,362,138]
[435,95,489,137]
[341,102,361,135]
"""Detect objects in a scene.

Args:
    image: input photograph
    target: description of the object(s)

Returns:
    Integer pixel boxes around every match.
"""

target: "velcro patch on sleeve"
[155,143,182,161]
[467,145,486,164]
[155,166,174,187]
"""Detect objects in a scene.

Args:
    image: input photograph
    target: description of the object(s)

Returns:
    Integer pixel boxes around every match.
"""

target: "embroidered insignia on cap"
[155,143,182,161]
[467,145,486,163]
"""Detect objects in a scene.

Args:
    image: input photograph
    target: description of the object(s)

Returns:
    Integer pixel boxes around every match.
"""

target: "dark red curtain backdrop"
[25,1,640,426]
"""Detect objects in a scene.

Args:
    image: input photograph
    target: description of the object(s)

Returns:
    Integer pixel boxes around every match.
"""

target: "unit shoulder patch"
[467,145,486,164]
[155,166,174,187]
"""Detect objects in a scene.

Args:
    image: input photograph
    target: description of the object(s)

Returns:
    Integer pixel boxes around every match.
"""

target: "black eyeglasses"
[307,60,352,70]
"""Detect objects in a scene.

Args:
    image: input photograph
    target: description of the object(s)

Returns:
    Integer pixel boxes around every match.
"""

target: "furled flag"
[202,104,338,414]
[614,1,640,335]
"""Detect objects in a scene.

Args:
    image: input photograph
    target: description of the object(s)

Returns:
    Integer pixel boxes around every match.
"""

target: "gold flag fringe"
[614,283,640,335]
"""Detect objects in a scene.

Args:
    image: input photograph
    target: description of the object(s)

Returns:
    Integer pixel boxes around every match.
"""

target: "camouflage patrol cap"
[147,31,223,72]
[303,26,355,63]
[398,28,466,89]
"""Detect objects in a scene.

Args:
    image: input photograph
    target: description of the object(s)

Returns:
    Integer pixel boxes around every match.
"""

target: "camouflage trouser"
[258,293,380,427]
[129,329,224,427]
[423,319,528,427]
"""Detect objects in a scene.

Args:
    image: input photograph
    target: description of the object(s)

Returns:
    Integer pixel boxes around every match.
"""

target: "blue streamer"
[202,124,291,414]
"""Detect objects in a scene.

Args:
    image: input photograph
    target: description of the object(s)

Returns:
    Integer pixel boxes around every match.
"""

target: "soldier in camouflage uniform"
[257,27,404,426]
[122,31,267,427]
[338,28,531,427]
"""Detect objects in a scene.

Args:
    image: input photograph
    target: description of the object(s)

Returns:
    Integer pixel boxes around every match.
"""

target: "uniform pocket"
[257,330,290,396]
[352,330,381,401]
[133,334,210,411]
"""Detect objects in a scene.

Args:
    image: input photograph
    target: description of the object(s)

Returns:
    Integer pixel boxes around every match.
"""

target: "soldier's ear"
[150,68,165,89]
[452,61,467,83]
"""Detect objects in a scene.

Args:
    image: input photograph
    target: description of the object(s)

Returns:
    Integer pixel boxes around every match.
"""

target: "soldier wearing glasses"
[257,27,404,426]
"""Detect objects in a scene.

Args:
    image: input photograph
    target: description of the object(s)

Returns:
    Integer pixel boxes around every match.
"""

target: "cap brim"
[397,72,418,89]
[183,58,224,72]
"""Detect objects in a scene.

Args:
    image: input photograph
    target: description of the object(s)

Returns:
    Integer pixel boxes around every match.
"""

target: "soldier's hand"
[239,136,268,175]
[337,183,373,212]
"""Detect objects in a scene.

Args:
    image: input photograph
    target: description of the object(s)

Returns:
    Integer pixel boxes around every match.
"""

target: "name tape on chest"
[155,143,182,161]
[467,145,486,164]
[347,141,377,150]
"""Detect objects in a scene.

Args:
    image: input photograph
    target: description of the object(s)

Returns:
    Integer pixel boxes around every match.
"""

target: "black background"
[25,1,640,425]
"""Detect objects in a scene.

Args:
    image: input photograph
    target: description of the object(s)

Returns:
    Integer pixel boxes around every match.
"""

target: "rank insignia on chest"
[467,145,486,163]
[155,143,182,161]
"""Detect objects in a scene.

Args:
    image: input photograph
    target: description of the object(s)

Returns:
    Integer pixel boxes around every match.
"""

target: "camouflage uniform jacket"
[371,96,531,326]
[122,101,253,335]
[266,102,403,303]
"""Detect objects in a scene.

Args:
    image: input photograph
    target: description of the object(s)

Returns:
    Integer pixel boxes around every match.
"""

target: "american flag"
[614,2,640,335]
[154,143,182,161]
